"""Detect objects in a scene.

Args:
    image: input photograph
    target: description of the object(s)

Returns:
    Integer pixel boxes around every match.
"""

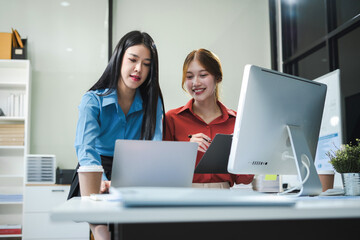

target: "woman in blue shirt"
[68,30,165,239]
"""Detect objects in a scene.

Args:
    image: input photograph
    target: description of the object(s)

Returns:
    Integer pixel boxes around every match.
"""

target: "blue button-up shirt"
[74,88,163,180]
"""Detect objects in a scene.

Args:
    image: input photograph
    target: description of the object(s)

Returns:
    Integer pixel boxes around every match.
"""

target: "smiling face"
[185,60,217,102]
[118,44,151,93]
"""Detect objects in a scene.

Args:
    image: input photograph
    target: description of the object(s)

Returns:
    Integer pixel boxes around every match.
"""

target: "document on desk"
[108,187,296,207]
[89,193,122,201]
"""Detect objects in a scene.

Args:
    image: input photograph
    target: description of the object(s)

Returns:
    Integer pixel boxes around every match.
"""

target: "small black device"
[56,168,75,184]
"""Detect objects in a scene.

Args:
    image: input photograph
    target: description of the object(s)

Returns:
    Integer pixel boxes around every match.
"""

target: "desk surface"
[51,196,360,224]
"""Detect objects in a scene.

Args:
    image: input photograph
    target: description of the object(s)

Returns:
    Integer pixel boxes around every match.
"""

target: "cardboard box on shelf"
[0,32,12,59]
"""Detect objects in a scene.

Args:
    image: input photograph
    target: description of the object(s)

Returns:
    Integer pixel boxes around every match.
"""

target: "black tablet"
[194,134,232,174]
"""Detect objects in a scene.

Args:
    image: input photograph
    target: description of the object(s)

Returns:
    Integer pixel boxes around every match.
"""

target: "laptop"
[110,140,198,188]
[194,134,232,174]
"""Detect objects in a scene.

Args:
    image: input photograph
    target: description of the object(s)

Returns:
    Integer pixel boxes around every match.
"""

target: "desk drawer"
[23,212,89,239]
[24,185,70,212]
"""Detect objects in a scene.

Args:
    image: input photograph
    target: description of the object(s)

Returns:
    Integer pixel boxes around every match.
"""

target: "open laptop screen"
[111,140,198,188]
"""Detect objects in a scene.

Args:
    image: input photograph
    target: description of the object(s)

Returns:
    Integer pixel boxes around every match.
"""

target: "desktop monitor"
[228,65,327,196]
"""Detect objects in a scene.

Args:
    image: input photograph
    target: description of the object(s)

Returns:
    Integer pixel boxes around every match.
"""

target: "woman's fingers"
[189,133,211,152]
[100,180,111,193]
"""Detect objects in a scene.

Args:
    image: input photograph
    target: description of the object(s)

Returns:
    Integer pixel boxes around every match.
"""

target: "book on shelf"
[0,133,25,138]
[0,124,25,146]
[6,93,25,117]
[0,124,25,145]
[0,136,24,142]
[0,141,24,146]
[19,93,24,117]
[0,131,24,136]
[0,124,24,129]
[0,194,23,203]
[0,124,24,131]
[0,137,24,141]
[0,224,22,235]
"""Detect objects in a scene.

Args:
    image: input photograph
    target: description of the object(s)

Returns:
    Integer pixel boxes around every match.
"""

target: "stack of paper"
[0,124,24,146]
[252,175,281,193]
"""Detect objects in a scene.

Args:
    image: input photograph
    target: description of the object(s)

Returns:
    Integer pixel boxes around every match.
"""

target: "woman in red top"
[164,48,253,188]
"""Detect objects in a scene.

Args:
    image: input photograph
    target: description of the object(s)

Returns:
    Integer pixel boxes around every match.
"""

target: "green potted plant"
[326,139,360,196]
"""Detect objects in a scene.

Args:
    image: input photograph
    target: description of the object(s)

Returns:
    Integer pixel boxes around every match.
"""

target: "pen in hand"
[188,134,211,143]
[188,134,211,153]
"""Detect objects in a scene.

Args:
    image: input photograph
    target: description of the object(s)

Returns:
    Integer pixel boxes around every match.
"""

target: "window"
[338,26,360,97]
[298,46,328,80]
[270,0,360,143]
[335,0,360,28]
[282,0,326,57]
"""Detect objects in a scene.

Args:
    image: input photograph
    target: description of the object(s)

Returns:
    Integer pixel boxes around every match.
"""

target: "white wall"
[0,0,270,169]
[0,0,108,168]
[114,0,271,111]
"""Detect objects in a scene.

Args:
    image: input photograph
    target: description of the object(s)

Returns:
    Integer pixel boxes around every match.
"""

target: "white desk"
[51,195,360,239]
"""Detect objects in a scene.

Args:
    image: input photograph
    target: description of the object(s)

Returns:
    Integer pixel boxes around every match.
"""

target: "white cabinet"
[0,59,30,238]
[23,185,89,240]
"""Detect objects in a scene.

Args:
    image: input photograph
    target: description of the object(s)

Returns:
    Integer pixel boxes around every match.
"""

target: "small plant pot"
[341,173,360,196]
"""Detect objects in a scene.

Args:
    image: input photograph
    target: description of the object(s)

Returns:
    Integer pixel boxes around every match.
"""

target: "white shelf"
[0,59,29,68]
[0,59,30,233]
[0,202,23,205]
[0,146,25,149]
[0,234,22,238]
[0,82,26,90]
[0,117,25,122]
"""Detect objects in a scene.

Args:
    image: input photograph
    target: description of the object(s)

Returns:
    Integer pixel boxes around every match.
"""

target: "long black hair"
[89,30,165,140]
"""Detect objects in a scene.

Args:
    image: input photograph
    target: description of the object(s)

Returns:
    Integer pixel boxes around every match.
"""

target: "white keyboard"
[110,187,296,207]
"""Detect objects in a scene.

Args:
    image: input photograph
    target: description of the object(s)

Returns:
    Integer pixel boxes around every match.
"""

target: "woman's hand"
[188,133,211,152]
[100,180,111,193]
